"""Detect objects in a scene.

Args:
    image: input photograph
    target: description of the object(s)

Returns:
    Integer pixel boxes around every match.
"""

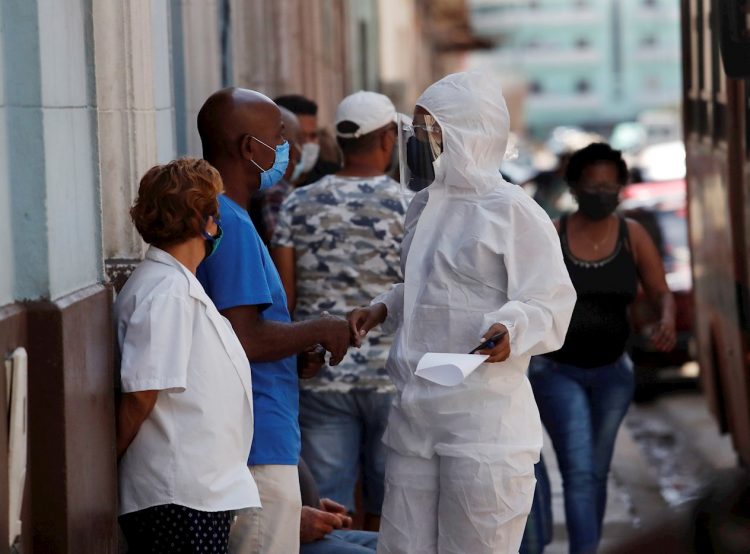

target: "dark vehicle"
[620,180,696,396]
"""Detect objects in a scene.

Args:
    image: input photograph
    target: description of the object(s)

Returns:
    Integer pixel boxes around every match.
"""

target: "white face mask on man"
[299,142,320,173]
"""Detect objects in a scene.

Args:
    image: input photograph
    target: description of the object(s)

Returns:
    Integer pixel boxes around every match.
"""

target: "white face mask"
[290,153,305,183]
[299,142,320,173]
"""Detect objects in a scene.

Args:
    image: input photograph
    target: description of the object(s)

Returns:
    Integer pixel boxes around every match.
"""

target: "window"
[645,76,661,91]
[575,79,591,94]
[640,35,658,48]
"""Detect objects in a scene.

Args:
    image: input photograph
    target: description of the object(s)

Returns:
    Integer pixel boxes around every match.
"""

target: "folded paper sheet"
[415,353,489,386]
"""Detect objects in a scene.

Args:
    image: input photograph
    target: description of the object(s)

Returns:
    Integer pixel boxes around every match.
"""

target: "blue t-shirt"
[197,194,300,466]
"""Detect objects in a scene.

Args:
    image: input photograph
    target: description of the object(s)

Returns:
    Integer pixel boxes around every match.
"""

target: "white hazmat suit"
[372,72,576,554]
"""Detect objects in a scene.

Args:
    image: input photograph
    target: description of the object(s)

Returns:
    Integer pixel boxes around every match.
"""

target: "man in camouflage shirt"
[271,91,408,529]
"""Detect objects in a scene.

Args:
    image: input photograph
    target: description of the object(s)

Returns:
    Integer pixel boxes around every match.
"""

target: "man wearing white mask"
[275,94,340,185]
[348,72,577,553]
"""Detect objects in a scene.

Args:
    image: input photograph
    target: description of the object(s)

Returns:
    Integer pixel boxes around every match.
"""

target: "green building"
[469,0,682,138]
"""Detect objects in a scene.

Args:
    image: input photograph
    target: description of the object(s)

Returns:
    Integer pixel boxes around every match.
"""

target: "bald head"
[197,87,287,201]
[198,87,283,164]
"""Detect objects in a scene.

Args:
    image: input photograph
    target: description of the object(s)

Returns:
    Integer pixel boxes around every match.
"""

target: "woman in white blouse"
[115,158,260,553]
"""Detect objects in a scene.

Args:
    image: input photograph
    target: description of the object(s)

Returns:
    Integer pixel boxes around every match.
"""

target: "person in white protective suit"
[347,71,577,554]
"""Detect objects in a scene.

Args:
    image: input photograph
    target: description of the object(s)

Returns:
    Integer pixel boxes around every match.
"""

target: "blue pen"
[468,331,507,355]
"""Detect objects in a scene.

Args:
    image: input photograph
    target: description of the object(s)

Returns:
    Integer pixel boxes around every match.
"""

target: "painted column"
[93,0,175,288]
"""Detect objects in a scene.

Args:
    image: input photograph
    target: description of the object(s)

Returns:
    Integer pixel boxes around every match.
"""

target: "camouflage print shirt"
[272,174,409,393]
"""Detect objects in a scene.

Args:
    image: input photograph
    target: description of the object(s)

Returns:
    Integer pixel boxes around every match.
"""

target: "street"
[540,386,737,552]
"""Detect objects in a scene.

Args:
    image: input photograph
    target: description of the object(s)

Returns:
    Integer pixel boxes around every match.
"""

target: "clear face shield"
[398,111,443,193]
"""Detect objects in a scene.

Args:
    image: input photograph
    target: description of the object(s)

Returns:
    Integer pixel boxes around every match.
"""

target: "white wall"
[2,0,103,302]
[38,0,102,300]
[4,0,51,300]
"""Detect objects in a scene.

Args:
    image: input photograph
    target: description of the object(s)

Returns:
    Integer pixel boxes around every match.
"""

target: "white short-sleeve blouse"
[115,247,260,515]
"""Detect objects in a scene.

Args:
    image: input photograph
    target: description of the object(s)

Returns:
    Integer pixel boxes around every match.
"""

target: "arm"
[370,283,404,334]
[117,293,193,457]
[628,220,677,352]
[270,245,296,315]
[222,305,350,365]
[116,390,158,459]
[482,202,576,360]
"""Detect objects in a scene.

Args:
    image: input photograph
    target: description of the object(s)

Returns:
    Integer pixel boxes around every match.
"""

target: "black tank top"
[545,215,639,368]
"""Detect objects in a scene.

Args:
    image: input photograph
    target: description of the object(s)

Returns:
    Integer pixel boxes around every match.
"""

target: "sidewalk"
[539,409,675,553]
[540,390,738,553]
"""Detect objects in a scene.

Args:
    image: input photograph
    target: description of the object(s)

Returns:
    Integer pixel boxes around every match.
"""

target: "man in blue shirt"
[196,88,351,554]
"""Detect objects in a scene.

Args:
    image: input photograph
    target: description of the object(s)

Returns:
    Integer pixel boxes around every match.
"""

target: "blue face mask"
[250,137,290,190]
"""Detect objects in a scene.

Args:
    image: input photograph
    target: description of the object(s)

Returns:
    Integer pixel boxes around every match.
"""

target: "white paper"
[415,353,489,387]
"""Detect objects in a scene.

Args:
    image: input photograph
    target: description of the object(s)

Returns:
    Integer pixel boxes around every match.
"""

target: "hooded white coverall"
[372,72,576,554]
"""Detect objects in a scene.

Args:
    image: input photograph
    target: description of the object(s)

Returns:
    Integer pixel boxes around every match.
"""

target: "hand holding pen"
[470,324,510,362]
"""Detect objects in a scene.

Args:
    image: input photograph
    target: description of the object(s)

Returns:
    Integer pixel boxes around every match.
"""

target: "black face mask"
[577,191,619,220]
[406,136,436,191]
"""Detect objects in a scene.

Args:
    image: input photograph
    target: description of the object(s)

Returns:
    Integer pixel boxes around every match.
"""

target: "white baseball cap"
[335,91,397,138]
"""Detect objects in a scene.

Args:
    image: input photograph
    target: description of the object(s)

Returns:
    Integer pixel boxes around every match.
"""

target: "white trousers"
[229,464,302,554]
[377,449,535,554]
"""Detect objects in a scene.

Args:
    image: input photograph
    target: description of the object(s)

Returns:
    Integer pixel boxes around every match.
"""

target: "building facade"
[469,0,682,137]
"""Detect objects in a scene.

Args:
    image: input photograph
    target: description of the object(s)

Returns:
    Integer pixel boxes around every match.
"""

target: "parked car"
[620,179,696,397]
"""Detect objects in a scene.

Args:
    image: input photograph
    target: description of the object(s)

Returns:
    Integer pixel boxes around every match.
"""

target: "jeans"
[300,390,394,514]
[300,530,378,553]
[519,457,553,554]
[527,354,634,554]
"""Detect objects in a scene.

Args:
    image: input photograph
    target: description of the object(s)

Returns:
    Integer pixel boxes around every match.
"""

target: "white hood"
[416,71,510,195]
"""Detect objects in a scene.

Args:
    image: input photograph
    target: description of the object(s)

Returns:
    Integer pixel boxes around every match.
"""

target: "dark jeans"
[526,354,635,554]
[519,457,553,554]
[300,530,378,553]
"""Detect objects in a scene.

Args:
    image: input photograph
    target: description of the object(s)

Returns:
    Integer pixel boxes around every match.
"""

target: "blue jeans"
[519,457,553,554]
[300,530,378,553]
[527,355,634,554]
[299,390,394,513]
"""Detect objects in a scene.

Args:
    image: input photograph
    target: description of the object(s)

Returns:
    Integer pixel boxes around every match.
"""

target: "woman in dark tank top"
[521,144,677,554]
